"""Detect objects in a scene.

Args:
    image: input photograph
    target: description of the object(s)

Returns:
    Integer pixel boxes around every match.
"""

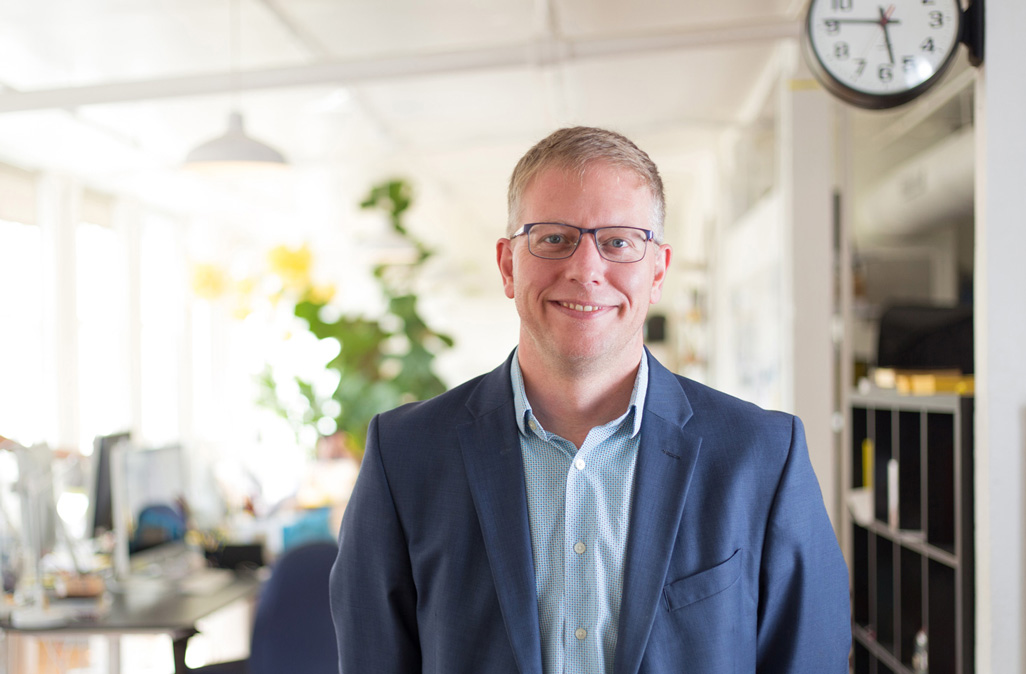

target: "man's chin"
[547,340,632,370]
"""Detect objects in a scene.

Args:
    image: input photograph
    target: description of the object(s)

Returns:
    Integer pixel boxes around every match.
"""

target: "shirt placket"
[563,426,615,674]
[565,444,587,673]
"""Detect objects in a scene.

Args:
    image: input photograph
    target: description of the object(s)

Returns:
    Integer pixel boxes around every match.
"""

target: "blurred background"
[0,0,1000,671]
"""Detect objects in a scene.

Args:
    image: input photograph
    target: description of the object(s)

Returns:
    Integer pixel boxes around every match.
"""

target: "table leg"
[107,634,120,674]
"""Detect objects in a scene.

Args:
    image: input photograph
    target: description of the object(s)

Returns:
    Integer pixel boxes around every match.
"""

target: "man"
[330,127,851,673]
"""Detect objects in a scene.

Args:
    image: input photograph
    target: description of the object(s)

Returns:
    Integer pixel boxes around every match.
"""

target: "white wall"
[713,191,785,409]
[975,0,1026,669]
[779,71,837,530]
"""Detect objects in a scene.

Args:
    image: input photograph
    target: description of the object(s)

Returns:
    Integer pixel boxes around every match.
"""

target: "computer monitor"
[110,442,194,581]
[87,431,130,539]
[12,443,57,561]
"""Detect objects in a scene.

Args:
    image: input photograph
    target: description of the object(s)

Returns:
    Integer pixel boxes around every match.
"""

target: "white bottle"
[912,628,928,674]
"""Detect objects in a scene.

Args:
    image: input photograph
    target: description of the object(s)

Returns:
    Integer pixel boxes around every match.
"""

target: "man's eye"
[541,234,567,244]
[605,238,629,249]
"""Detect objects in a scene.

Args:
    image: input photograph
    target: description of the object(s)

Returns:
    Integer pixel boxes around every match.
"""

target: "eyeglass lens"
[527,224,649,262]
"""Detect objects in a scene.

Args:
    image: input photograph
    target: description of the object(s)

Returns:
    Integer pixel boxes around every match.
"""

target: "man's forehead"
[520,165,651,215]
[527,160,646,188]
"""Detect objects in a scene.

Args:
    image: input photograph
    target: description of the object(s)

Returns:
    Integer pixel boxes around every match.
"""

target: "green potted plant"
[256,179,453,459]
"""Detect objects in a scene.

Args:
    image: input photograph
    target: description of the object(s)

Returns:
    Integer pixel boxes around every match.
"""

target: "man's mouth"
[558,301,602,312]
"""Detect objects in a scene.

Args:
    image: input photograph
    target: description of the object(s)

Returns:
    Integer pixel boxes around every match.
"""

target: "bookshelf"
[848,390,974,674]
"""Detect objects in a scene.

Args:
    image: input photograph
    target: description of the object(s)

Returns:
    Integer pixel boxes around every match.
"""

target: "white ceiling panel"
[277,0,541,60]
[562,44,775,131]
[556,0,798,37]
[0,0,307,91]
[356,67,557,151]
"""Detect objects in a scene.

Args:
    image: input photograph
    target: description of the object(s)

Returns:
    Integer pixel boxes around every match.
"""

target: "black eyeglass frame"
[510,222,657,263]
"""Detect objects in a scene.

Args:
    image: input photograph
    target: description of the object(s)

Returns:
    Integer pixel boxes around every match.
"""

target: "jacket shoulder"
[376,362,507,433]
[673,375,798,445]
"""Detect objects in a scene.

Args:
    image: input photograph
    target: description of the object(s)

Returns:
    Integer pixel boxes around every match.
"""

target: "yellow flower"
[234,276,257,298]
[190,263,227,299]
[268,244,313,292]
[230,298,253,320]
[305,282,336,305]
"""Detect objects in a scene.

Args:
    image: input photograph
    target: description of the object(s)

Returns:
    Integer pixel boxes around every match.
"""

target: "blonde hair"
[507,126,665,239]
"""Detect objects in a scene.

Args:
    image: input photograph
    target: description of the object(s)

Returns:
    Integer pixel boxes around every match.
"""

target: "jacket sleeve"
[756,416,851,673]
[329,414,421,673]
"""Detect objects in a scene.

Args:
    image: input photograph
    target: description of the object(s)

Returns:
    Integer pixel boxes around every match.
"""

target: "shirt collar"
[510,348,649,438]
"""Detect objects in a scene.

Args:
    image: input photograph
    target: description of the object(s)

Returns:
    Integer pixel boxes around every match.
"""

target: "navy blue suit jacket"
[329,351,850,672]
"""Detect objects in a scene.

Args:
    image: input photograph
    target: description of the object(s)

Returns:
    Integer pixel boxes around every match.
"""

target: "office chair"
[175,541,340,674]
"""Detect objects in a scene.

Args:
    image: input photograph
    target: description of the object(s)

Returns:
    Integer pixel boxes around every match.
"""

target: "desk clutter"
[0,429,349,674]
[5,575,110,628]
[0,432,332,629]
[0,546,254,629]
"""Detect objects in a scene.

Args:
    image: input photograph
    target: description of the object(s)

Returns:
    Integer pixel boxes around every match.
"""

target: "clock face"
[805,0,962,109]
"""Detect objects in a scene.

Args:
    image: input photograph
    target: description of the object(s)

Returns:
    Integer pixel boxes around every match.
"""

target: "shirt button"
[574,457,586,470]
[575,628,587,640]
[574,541,586,555]
[528,420,538,431]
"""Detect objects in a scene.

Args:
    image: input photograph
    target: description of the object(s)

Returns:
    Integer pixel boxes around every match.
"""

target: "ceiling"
[0,1,803,225]
[0,0,975,320]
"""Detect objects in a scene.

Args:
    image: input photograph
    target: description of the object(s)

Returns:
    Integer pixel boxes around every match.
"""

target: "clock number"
[902,56,916,70]
[929,11,944,27]
[921,37,936,52]
[824,19,840,33]
[878,64,893,82]
[835,42,850,60]
[854,58,867,77]
[831,0,853,11]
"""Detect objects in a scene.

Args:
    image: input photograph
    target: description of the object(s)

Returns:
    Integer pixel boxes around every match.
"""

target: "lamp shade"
[184,111,287,170]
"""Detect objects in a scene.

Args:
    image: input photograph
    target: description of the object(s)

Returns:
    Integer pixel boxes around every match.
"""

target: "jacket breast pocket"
[662,548,743,611]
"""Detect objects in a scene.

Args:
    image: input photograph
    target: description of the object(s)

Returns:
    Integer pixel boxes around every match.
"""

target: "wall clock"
[803,0,974,109]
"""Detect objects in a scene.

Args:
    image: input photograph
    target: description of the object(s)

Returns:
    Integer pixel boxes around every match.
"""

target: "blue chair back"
[249,541,339,674]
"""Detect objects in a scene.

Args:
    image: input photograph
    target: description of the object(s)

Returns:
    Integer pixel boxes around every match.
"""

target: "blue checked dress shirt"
[511,352,648,674]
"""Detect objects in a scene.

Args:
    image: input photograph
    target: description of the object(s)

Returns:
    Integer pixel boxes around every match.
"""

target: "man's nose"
[565,232,605,281]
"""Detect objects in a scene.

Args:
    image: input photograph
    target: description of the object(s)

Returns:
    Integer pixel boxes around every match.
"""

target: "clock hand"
[824,17,902,25]
[878,6,896,65]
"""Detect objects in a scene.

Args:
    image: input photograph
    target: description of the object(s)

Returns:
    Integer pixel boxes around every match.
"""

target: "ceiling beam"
[0,18,799,114]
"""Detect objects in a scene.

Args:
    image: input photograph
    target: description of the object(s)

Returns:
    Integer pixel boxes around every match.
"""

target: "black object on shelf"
[877,304,973,374]
[204,543,265,571]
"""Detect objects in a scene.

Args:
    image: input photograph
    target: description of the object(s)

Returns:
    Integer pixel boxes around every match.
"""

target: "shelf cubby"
[848,390,973,674]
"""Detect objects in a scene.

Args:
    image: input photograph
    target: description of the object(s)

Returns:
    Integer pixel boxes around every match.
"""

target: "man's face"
[497,162,671,373]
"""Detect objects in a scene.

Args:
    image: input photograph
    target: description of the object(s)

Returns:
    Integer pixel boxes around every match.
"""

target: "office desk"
[0,573,261,674]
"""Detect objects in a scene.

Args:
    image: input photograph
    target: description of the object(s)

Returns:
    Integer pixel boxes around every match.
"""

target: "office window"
[0,219,46,444]
[140,214,184,446]
[76,220,131,450]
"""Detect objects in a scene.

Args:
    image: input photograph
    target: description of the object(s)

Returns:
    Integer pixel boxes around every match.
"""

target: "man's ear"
[497,238,515,299]
[649,243,672,304]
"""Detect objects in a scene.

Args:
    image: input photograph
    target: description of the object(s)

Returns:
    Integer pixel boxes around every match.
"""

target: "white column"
[974,0,1026,670]
[113,198,144,441]
[778,50,840,529]
[37,174,79,450]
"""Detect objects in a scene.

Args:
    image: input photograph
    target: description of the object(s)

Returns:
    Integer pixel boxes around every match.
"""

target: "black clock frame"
[802,0,984,110]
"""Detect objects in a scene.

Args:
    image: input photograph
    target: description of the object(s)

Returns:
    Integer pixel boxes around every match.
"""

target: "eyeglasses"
[511,223,655,263]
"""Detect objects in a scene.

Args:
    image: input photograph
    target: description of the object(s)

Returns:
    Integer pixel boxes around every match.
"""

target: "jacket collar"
[614,351,701,674]
[458,352,544,674]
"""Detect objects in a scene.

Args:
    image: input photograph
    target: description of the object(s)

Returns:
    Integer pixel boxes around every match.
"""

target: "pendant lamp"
[183,0,287,172]
[184,111,287,170]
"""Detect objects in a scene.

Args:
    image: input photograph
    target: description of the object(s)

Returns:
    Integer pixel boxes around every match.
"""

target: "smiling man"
[330,127,851,673]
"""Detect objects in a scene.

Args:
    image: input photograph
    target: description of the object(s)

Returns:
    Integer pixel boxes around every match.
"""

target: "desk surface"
[1,573,262,637]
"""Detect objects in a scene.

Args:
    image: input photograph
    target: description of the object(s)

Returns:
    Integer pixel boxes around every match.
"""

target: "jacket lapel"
[457,355,543,674]
[614,353,702,674]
